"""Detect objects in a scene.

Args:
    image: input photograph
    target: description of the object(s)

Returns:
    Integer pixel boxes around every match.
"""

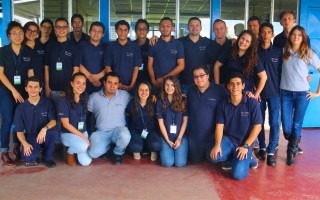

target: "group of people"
[0,10,320,180]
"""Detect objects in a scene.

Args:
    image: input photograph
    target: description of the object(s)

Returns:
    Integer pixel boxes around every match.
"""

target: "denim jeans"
[160,137,188,167]
[61,131,92,166]
[281,90,309,139]
[0,90,14,152]
[259,97,281,154]
[22,129,58,162]
[206,136,256,180]
[129,130,161,153]
[88,126,131,158]
[188,137,212,162]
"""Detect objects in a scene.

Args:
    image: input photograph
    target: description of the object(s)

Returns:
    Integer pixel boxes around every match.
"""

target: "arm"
[126,66,139,91]
[44,65,51,97]
[105,66,112,74]
[210,123,224,160]
[72,66,79,75]
[173,116,188,149]
[213,61,223,84]
[28,69,34,77]
[161,58,185,79]
[158,118,174,148]
[0,67,24,103]
[36,119,56,144]
[148,56,160,87]
[307,68,320,100]
[17,132,33,156]
[60,117,90,146]
[236,124,262,160]
[253,71,267,100]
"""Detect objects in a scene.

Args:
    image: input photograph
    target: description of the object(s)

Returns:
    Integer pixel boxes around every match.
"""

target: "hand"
[173,137,181,149]
[166,139,175,148]
[92,80,102,87]
[82,136,90,147]
[60,91,66,97]
[152,95,157,103]
[37,128,47,144]
[152,78,163,88]
[307,92,320,100]
[12,89,24,103]
[91,74,101,83]
[307,75,312,83]
[236,146,248,160]
[45,86,52,97]
[23,143,33,156]
[245,91,256,99]
[149,36,159,46]
[210,145,222,160]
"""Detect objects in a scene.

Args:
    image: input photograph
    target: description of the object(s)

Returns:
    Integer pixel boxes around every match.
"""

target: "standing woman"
[214,30,267,100]
[58,72,92,166]
[24,22,45,87]
[281,25,320,166]
[0,21,34,167]
[156,76,188,167]
[37,19,56,49]
[126,81,161,161]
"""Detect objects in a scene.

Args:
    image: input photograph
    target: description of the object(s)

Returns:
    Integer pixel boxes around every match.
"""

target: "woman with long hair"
[281,25,320,166]
[156,76,188,167]
[214,30,267,100]
[37,18,56,49]
[0,21,34,167]
[126,81,161,161]
[58,72,92,166]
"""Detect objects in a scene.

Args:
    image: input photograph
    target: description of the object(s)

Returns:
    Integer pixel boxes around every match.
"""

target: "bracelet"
[44,125,49,130]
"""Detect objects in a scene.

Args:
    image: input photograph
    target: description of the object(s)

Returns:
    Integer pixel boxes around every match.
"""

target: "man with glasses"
[187,65,227,162]
[68,14,89,45]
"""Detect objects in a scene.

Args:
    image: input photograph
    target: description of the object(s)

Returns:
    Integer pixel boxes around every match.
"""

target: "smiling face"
[280,13,296,31]
[290,29,303,46]
[71,75,86,96]
[135,22,149,40]
[8,26,24,45]
[25,81,42,98]
[227,77,245,96]
[25,25,38,41]
[247,20,260,37]
[188,19,202,36]
[138,83,150,102]
[238,33,252,52]
[159,19,174,38]
[164,79,175,96]
[193,68,209,89]
[116,24,129,42]
[213,21,227,40]
[55,20,69,38]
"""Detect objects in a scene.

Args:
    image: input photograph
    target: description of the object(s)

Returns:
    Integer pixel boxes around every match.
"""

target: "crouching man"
[207,72,262,180]
[14,76,58,167]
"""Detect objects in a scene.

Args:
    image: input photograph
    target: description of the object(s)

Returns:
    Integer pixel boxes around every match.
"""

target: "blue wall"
[0,0,12,46]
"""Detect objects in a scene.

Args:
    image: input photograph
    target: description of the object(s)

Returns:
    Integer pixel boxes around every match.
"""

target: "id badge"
[170,124,177,134]
[141,129,149,139]
[14,75,21,85]
[78,122,84,130]
[139,63,144,71]
[56,62,63,71]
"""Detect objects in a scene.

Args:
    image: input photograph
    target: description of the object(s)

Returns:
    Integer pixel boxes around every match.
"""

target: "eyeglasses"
[91,29,104,34]
[10,32,24,36]
[193,74,207,79]
[41,25,52,30]
[136,28,148,32]
[26,29,38,34]
[55,26,68,30]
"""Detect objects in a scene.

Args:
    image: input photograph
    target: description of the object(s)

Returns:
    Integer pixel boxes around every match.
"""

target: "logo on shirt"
[115,103,123,106]
[241,112,250,117]
[65,51,72,57]
[23,57,31,62]
[208,98,216,101]
[37,50,44,55]
[271,58,279,63]
[170,49,178,54]
[99,51,104,55]
[199,46,207,51]
[41,112,48,117]
[126,52,134,57]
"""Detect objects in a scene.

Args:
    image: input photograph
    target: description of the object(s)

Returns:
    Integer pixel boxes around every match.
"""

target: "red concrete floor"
[0,129,320,200]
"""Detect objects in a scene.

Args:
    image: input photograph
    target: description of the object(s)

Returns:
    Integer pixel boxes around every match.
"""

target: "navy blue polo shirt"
[135,38,150,82]
[68,31,89,45]
[27,40,45,83]
[79,40,107,93]
[187,83,228,142]
[206,39,232,81]
[126,99,157,132]
[216,95,262,147]
[44,40,80,91]
[219,53,265,92]
[156,98,188,142]
[104,39,141,86]
[178,35,211,85]
[148,37,184,79]
[274,31,311,48]
[0,44,33,97]
[14,97,56,135]
[258,45,283,99]
[58,97,87,133]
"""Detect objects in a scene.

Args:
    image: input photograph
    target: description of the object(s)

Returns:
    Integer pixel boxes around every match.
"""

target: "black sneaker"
[256,149,266,160]
[297,146,303,155]
[267,155,276,166]
[112,155,123,165]
[25,161,38,167]
[43,160,56,168]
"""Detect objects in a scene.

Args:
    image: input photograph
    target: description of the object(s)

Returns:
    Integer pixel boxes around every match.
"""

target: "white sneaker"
[133,152,141,160]
[150,152,157,161]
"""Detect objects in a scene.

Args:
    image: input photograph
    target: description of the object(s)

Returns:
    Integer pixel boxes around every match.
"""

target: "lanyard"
[170,106,176,125]
[13,53,22,75]
[78,103,83,121]
[139,106,148,129]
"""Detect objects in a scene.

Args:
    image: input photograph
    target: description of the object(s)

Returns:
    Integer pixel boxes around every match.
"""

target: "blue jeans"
[207,136,256,180]
[188,137,212,162]
[0,90,14,152]
[129,130,161,153]
[88,126,131,158]
[259,97,280,154]
[160,137,188,167]
[61,131,92,166]
[22,129,58,162]
[281,90,309,139]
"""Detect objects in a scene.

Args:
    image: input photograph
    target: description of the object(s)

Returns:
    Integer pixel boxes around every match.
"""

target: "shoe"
[267,155,276,166]
[1,152,16,168]
[297,146,303,155]
[150,152,157,161]
[67,153,76,166]
[275,144,279,150]
[43,160,56,168]
[25,161,38,167]
[256,149,266,161]
[133,153,141,160]
[250,157,258,169]
[13,147,21,161]
[287,152,295,166]
[254,142,259,150]
[222,161,232,170]
[112,154,123,165]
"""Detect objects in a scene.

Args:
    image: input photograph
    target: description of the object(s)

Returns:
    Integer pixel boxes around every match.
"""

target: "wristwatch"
[243,144,249,149]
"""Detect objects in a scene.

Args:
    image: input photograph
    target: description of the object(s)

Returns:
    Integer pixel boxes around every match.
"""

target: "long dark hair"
[65,72,88,114]
[131,81,155,122]
[23,21,39,44]
[231,30,258,75]
[160,76,186,113]
[39,18,56,41]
